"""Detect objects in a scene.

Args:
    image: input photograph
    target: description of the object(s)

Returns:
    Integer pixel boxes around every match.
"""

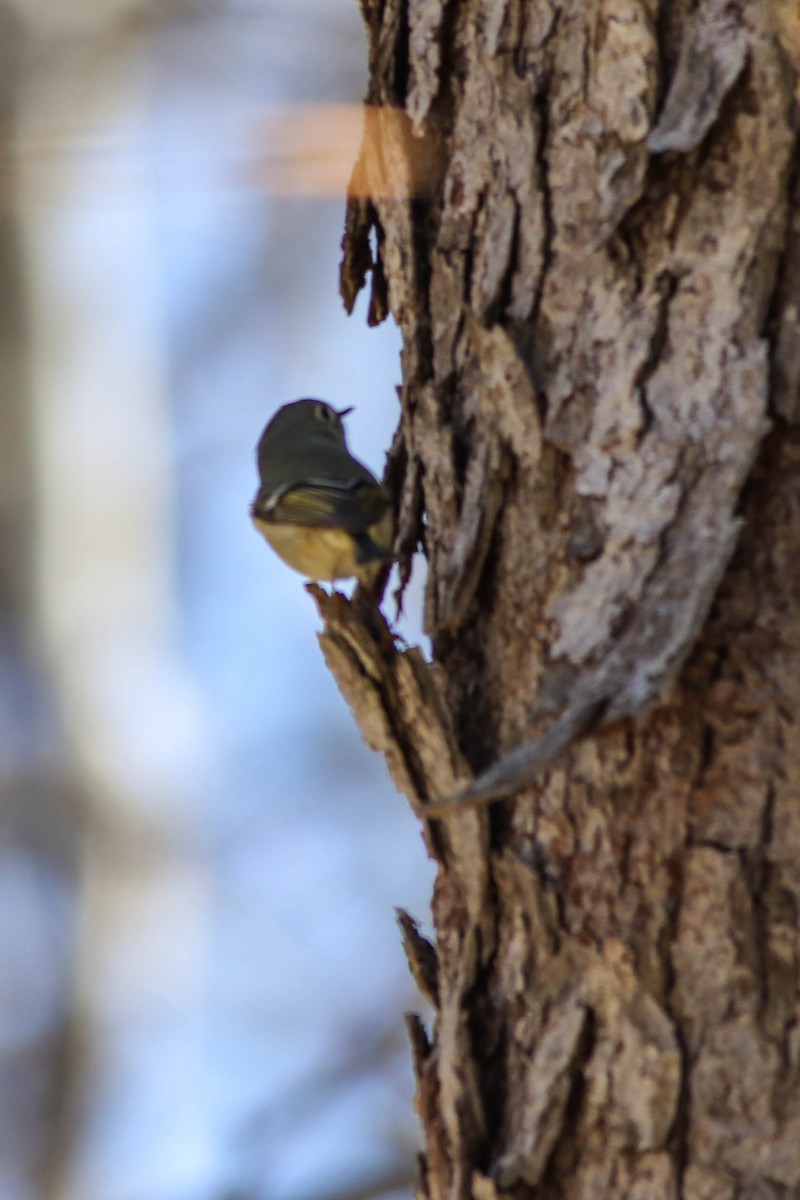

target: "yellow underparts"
[252,513,393,582]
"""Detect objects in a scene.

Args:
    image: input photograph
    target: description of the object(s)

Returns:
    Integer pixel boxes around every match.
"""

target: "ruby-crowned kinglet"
[250,398,394,582]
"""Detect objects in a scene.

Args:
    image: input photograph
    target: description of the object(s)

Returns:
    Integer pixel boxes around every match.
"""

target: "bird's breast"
[252,516,360,581]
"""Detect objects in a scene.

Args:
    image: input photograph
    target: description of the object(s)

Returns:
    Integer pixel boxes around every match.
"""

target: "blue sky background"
[2,3,435,1197]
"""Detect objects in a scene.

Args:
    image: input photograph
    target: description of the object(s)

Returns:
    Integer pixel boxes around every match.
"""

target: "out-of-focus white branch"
[14,12,220,1199]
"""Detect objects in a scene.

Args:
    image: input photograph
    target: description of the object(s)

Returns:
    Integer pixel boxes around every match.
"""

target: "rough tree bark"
[316,3,800,1199]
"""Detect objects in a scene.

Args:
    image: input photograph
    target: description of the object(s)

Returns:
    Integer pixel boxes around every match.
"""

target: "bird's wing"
[252,478,388,533]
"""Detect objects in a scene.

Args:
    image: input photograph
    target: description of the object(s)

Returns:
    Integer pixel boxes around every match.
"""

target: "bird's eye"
[315,404,337,424]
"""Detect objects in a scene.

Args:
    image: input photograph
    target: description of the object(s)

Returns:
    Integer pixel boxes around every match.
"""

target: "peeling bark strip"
[312,585,492,938]
[326,0,800,1197]
[648,0,750,153]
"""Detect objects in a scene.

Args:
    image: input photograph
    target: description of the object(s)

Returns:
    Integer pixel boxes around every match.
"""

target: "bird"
[250,398,394,582]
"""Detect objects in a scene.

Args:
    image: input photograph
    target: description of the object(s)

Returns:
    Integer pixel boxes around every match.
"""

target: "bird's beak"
[337,406,354,418]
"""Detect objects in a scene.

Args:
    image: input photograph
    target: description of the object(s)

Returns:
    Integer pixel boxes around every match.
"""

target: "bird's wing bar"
[253,479,386,532]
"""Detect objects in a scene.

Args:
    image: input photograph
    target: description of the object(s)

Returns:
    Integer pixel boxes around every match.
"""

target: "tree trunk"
[318,3,800,1198]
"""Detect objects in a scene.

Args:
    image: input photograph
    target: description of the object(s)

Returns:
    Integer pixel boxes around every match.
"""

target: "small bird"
[250,398,394,582]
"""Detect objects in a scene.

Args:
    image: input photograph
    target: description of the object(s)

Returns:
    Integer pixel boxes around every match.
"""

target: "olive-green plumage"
[250,398,393,582]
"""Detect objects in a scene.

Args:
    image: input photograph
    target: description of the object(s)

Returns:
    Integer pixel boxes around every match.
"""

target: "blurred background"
[0,2,434,1198]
